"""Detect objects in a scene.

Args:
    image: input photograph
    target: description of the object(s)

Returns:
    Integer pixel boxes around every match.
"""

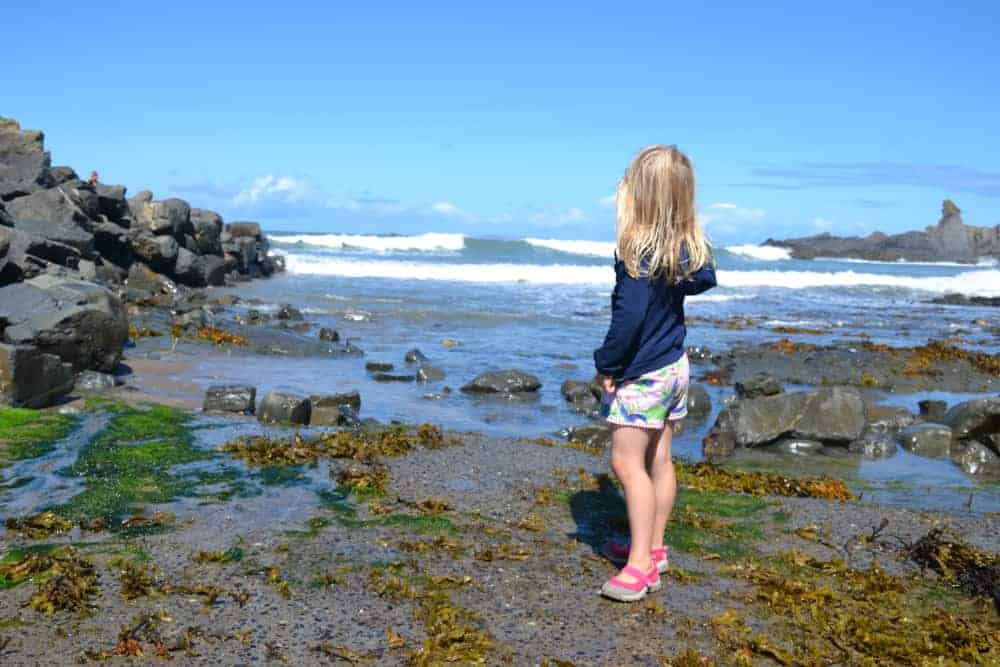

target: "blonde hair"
[615,145,712,281]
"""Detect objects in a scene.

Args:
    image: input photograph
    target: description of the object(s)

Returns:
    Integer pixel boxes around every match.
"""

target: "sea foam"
[269,232,466,253]
[525,238,616,257]
[724,244,792,261]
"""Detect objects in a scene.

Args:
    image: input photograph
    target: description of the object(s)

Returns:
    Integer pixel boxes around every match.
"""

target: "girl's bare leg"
[610,425,655,582]
[645,423,677,550]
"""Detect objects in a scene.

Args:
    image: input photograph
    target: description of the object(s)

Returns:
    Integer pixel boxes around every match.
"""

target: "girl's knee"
[611,450,642,481]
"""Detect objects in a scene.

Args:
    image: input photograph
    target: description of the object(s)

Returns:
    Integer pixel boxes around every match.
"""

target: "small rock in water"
[310,390,361,412]
[441,338,460,348]
[366,361,394,372]
[952,440,1000,476]
[372,372,416,383]
[560,379,596,405]
[405,348,428,363]
[849,427,898,459]
[275,304,303,321]
[567,423,612,451]
[76,370,123,391]
[734,372,783,399]
[686,384,712,420]
[203,385,257,415]
[865,404,915,431]
[257,391,311,425]
[310,394,362,426]
[944,397,1000,441]
[318,328,339,342]
[686,346,713,362]
[416,364,445,382]
[918,399,948,423]
[462,370,541,395]
[898,423,953,459]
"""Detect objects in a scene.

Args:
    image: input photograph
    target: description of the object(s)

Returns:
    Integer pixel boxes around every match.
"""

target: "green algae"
[51,404,241,529]
[0,407,75,464]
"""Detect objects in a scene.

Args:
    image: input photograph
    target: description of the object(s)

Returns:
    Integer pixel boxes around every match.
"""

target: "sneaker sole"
[599,585,647,602]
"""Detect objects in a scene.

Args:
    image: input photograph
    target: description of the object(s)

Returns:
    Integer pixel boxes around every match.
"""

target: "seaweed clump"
[13,548,101,614]
[676,462,854,500]
[4,511,73,539]
[0,407,75,463]
[910,528,1000,611]
[720,550,1000,664]
[171,324,249,347]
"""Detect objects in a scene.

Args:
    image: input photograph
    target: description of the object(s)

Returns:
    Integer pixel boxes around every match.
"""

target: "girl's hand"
[600,375,616,394]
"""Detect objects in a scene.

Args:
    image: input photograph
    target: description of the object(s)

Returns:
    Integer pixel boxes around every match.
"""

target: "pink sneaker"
[600,565,650,602]
[651,546,670,574]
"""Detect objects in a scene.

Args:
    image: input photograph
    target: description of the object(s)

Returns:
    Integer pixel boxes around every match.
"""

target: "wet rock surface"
[0,343,74,408]
[257,391,311,425]
[462,370,542,395]
[203,385,257,415]
[898,423,954,459]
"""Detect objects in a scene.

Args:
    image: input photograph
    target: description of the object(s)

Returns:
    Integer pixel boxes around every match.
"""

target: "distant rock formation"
[764,200,1000,263]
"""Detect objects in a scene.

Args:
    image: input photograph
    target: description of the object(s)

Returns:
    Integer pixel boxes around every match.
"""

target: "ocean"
[184,231,1000,511]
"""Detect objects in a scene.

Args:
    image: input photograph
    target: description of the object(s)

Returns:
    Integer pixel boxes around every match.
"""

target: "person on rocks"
[594,145,716,602]
[88,170,99,186]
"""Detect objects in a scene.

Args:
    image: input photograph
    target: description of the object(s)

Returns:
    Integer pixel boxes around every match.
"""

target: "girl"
[594,145,716,602]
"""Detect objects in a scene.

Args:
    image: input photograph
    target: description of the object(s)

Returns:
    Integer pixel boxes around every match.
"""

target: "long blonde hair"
[615,145,712,281]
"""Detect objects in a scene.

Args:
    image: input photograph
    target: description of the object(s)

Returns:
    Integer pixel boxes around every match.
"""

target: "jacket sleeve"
[593,261,650,379]
[679,245,717,295]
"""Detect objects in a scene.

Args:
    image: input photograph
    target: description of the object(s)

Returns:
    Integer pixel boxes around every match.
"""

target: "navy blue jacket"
[593,254,717,381]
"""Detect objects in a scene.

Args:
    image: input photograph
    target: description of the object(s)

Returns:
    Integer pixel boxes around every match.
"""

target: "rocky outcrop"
[203,385,257,415]
[0,275,128,372]
[702,386,866,461]
[0,343,74,408]
[764,200,1000,264]
[462,370,542,395]
[258,391,311,425]
[0,118,51,201]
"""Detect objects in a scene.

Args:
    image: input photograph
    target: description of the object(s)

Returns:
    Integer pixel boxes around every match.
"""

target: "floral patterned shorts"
[600,355,689,429]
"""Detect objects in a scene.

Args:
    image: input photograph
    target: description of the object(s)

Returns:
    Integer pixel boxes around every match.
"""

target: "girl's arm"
[593,261,651,380]
[679,245,717,295]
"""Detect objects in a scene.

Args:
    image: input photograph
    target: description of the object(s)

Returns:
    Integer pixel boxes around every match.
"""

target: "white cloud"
[529,207,587,226]
[704,202,766,221]
[428,201,478,222]
[812,216,833,231]
[598,194,617,209]
[232,174,316,207]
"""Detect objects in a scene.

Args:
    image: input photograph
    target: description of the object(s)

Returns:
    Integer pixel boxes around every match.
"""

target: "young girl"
[594,145,716,602]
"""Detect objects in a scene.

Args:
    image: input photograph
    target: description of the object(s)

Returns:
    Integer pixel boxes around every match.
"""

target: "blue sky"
[6,1,999,243]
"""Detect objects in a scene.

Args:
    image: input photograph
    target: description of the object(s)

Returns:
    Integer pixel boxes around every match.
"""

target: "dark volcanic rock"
[405,348,429,363]
[275,304,303,320]
[848,426,898,459]
[930,294,1000,308]
[47,166,78,186]
[0,118,52,200]
[174,247,225,287]
[734,372,783,399]
[94,183,129,223]
[561,379,598,406]
[0,226,81,277]
[226,221,262,238]
[309,392,363,426]
[133,197,191,235]
[0,343,74,408]
[93,222,134,268]
[944,397,1000,446]
[373,372,416,383]
[366,362,394,372]
[10,217,94,257]
[702,386,866,456]
[318,328,339,342]
[865,403,915,431]
[765,200,1000,264]
[126,263,178,306]
[952,440,1000,476]
[462,370,542,395]
[567,422,612,451]
[0,201,13,227]
[204,385,257,415]
[0,274,128,372]
[257,391,311,425]
[190,208,223,255]
[131,232,179,273]
[898,423,953,459]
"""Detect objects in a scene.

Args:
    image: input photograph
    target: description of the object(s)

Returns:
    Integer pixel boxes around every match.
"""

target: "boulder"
[125,263,178,306]
[865,403,915,431]
[318,328,339,342]
[223,236,258,273]
[567,423,612,451]
[203,385,256,415]
[76,370,123,391]
[0,343,75,408]
[133,197,190,235]
[771,438,824,456]
[257,391,311,425]
[686,384,712,419]
[366,362,394,372]
[131,232,178,273]
[94,183,129,223]
[47,166,78,186]
[952,441,1000,476]
[0,274,128,372]
[848,427,898,459]
[898,423,953,458]
[405,348,428,363]
[174,247,225,287]
[226,221,262,238]
[0,201,13,227]
[918,399,948,423]
[944,397,1000,444]
[309,392,363,426]
[462,370,542,394]
[0,226,81,274]
[172,307,213,330]
[190,208,223,255]
[127,190,153,217]
[0,118,52,200]
[10,217,94,257]
[92,222,133,268]
[416,364,446,382]
[561,379,597,406]
[734,372,783,399]
[5,187,94,231]
[702,386,866,452]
